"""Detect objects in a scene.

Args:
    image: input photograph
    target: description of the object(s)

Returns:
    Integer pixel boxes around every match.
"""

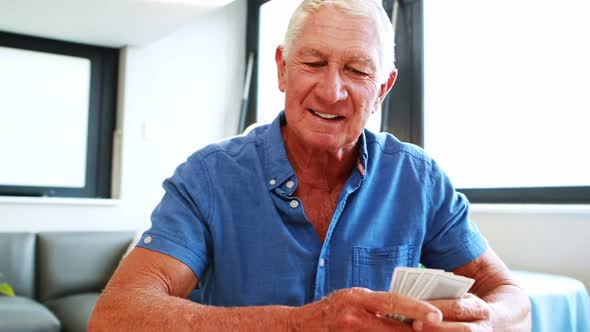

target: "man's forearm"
[89,286,293,331]
[483,284,531,331]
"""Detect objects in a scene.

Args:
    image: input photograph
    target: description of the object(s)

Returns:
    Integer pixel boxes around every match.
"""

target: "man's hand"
[413,293,493,331]
[288,287,443,332]
[409,249,531,331]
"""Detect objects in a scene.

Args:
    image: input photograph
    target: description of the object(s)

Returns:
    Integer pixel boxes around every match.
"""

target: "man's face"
[276,6,396,152]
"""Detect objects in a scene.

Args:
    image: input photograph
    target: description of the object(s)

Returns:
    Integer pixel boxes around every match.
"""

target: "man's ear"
[275,46,287,92]
[374,69,398,108]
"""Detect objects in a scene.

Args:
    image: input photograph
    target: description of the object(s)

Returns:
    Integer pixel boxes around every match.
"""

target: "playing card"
[407,269,441,298]
[389,268,406,293]
[399,268,424,296]
[416,272,475,300]
[387,266,475,323]
[389,267,473,298]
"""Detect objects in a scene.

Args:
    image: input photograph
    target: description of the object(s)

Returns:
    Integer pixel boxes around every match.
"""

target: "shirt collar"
[261,111,369,191]
[263,111,295,191]
[357,130,368,177]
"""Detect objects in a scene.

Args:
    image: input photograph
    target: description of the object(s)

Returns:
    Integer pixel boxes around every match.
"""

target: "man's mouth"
[309,109,343,120]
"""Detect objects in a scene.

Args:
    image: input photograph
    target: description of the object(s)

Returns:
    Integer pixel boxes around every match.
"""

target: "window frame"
[243,0,590,204]
[0,31,119,199]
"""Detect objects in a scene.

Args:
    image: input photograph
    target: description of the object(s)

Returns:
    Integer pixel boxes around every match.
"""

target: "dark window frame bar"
[461,187,590,204]
[0,31,118,198]
[243,0,590,204]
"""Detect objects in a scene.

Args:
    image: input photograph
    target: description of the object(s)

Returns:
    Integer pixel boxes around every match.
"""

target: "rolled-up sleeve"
[420,159,488,270]
[137,153,212,280]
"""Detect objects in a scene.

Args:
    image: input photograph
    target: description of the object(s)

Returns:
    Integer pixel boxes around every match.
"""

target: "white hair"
[282,0,395,82]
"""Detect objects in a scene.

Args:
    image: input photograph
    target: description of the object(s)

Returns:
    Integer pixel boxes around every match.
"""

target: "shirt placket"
[313,169,364,301]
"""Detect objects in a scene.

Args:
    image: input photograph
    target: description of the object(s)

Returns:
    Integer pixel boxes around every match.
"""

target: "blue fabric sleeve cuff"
[136,231,207,280]
[428,233,489,271]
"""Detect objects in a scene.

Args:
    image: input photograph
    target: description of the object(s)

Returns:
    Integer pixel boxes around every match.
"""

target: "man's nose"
[315,67,348,104]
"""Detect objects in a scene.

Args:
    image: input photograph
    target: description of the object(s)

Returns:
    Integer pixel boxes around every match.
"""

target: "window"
[0,31,119,198]
[256,0,300,125]
[422,0,590,203]
[244,0,589,203]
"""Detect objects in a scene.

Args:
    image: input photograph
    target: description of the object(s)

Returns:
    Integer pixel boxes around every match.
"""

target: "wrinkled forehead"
[292,7,381,65]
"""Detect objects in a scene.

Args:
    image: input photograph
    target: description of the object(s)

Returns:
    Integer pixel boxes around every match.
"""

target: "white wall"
[472,205,590,289]
[0,0,246,233]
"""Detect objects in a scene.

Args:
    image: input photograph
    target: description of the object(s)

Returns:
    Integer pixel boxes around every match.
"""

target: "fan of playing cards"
[389,267,475,300]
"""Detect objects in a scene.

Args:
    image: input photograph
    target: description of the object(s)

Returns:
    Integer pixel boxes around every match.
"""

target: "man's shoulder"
[190,123,271,163]
[365,130,432,164]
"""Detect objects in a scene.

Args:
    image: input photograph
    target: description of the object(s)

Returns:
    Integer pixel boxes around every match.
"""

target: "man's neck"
[281,128,359,190]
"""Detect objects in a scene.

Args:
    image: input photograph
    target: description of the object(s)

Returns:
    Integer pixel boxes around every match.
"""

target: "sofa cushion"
[0,296,60,332]
[45,292,99,332]
[0,233,35,298]
[37,231,135,302]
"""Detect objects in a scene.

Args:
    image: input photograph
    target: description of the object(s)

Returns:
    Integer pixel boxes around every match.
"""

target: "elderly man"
[90,0,531,330]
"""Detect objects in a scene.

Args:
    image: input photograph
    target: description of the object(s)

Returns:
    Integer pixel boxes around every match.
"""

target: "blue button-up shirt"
[138,112,488,306]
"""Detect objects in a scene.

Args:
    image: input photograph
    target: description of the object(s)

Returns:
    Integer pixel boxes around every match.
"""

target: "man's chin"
[299,133,355,152]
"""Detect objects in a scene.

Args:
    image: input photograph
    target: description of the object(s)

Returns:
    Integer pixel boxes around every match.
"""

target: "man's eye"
[304,62,325,68]
[347,67,369,76]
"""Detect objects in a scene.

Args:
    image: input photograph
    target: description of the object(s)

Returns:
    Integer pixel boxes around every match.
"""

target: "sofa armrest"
[36,231,135,302]
[0,233,36,298]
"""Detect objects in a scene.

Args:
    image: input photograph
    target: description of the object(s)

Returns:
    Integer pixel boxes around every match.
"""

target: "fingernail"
[413,320,423,331]
[427,312,440,323]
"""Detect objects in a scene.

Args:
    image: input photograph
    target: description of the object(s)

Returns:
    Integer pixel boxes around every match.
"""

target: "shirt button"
[269,179,276,185]
[143,235,152,244]
[286,180,294,189]
[319,258,325,267]
[290,200,299,208]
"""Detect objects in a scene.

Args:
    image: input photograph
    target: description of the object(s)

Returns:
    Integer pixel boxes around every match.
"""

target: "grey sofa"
[0,231,135,332]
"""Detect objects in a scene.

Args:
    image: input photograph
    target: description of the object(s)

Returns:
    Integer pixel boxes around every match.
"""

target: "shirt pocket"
[352,244,413,291]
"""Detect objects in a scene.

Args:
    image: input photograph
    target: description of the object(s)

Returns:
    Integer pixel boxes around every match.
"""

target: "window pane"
[257,0,300,125]
[423,0,590,188]
[257,0,382,132]
[0,46,90,188]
